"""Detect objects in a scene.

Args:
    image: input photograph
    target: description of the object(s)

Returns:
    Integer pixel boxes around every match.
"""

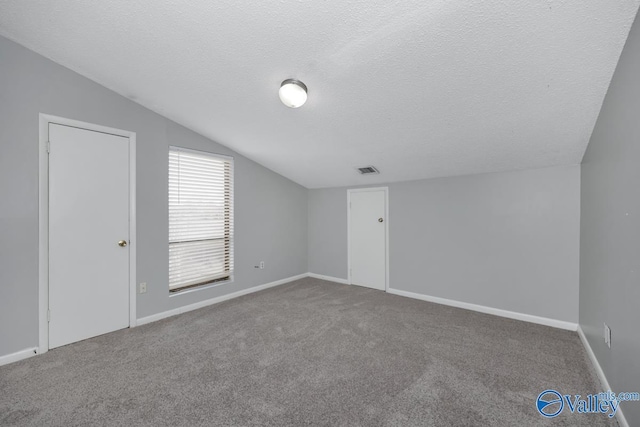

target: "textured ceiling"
[1,1,638,188]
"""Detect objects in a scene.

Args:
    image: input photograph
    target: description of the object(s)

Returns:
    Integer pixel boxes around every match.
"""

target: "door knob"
[378,218,384,223]
[118,240,128,247]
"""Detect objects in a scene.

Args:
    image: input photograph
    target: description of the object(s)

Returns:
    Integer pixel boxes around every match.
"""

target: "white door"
[48,123,130,348]
[349,189,387,290]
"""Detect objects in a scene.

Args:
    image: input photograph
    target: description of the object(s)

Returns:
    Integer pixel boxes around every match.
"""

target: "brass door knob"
[118,240,128,247]
[378,218,384,223]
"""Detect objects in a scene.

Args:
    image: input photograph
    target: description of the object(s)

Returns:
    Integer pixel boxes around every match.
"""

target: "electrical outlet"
[259,261,265,269]
[604,323,611,348]
[139,282,147,294]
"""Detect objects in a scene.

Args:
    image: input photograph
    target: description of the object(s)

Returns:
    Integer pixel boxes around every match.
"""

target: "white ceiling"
[1,1,638,188]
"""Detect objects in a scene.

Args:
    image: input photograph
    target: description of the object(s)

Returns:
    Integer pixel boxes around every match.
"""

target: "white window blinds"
[169,147,233,292]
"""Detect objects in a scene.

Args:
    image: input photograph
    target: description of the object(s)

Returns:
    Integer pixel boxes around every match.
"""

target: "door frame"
[38,114,137,354]
[347,187,389,291]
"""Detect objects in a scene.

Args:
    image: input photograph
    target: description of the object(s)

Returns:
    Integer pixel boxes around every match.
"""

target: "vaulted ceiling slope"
[1,1,638,188]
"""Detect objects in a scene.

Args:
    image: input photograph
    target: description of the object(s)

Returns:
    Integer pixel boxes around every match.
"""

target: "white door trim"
[38,114,137,354]
[347,187,389,291]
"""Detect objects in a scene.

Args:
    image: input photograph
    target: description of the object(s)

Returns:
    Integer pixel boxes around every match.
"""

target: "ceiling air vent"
[357,166,380,175]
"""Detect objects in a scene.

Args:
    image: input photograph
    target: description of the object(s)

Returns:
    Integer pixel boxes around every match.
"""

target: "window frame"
[168,146,234,294]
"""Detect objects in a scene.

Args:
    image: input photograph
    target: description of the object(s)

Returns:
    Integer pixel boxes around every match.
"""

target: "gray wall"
[0,36,308,357]
[308,189,348,280]
[580,11,640,425]
[309,165,581,323]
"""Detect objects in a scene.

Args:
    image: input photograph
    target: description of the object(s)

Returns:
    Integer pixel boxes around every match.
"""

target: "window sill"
[169,277,234,297]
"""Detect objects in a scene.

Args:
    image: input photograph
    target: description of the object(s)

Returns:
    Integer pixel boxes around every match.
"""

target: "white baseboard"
[137,273,308,326]
[386,287,578,331]
[577,326,629,427]
[0,347,38,367]
[308,273,349,285]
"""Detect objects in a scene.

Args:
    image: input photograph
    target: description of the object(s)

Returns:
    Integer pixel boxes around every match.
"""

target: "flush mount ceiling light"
[279,79,307,108]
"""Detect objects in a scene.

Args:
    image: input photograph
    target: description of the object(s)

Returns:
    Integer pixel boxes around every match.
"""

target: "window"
[169,147,233,292]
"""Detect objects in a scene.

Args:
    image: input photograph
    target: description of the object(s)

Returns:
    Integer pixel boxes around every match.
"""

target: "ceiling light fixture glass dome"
[279,79,307,108]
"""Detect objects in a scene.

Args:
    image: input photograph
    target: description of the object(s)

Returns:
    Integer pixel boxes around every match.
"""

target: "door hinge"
[47,310,50,322]
[46,141,50,153]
